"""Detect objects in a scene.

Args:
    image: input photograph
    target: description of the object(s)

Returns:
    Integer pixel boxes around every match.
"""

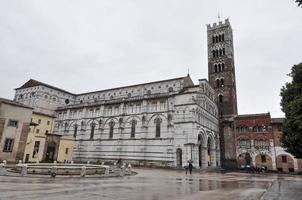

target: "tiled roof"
[16,75,194,97]
[235,113,270,118]
[77,75,194,96]
[271,118,285,123]
[15,79,75,95]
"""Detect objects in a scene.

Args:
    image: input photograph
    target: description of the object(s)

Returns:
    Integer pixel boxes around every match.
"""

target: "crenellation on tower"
[206,19,231,30]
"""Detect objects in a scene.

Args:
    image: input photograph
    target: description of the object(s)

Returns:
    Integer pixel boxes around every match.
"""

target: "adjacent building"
[24,111,55,163]
[22,111,74,163]
[235,113,302,173]
[0,98,33,162]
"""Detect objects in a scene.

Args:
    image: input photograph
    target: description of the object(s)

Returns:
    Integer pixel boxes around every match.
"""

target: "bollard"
[21,164,27,176]
[71,160,74,164]
[81,166,86,177]
[18,160,22,165]
[51,166,57,178]
[120,166,125,177]
[0,162,7,176]
[127,163,132,175]
[104,167,109,176]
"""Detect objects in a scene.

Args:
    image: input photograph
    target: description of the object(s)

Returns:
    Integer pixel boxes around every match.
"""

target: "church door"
[176,148,182,168]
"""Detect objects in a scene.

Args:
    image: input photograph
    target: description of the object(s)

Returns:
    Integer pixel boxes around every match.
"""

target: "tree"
[280,63,302,158]
[296,0,302,7]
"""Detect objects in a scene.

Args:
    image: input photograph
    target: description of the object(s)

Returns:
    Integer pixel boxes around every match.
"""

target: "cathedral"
[12,19,243,169]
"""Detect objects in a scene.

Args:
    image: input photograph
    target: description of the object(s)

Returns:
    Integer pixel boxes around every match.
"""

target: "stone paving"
[0,168,301,200]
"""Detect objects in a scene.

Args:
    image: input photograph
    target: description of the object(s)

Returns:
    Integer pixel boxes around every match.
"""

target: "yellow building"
[57,136,74,162]
[23,112,54,162]
[24,112,75,163]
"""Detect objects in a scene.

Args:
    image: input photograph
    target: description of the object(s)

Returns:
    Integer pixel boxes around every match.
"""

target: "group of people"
[240,165,267,173]
[184,161,193,174]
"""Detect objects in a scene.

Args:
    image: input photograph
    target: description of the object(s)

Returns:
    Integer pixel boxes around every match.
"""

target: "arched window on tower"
[222,63,225,71]
[215,36,218,43]
[216,50,219,57]
[218,95,223,103]
[223,48,225,55]
[214,64,218,73]
[220,78,224,87]
[212,36,215,44]
[222,34,225,41]
[212,50,215,57]
[219,35,222,42]
[218,64,222,72]
[219,49,222,56]
[216,79,220,88]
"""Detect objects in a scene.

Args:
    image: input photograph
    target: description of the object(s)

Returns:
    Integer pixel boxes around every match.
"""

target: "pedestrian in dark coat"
[188,163,193,174]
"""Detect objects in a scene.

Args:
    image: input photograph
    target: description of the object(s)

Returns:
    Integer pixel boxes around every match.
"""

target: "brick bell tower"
[207,18,238,168]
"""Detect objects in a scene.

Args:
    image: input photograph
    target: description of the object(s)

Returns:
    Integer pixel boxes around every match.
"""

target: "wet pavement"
[262,176,302,200]
[0,168,301,200]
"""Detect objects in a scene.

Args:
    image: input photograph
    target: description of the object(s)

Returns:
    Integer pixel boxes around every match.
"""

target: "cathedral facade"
[14,77,220,168]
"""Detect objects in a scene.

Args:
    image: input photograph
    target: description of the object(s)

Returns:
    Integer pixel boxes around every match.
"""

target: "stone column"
[81,166,86,177]
[294,157,299,171]
[210,149,217,167]
[201,147,208,168]
[216,150,221,167]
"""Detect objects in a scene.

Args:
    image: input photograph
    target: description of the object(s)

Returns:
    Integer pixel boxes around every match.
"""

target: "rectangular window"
[65,148,69,154]
[32,141,40,158]
[36,129,40,134]
[74,125,78,138]
[45,130,49,134]
[90,125,95,139]
[282,155,287,163]
[47,121,50,125]
[3,138,14,152]
[38,119,41,124]
[131,121,136,138]
[261,155,266,163]
[109,126,114,139]
[8,120,18,127]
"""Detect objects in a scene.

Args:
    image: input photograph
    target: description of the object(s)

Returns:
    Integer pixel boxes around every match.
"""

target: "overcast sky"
[0,0,301,117]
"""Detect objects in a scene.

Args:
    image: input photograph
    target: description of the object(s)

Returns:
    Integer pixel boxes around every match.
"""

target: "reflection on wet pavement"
[0,168,301,200]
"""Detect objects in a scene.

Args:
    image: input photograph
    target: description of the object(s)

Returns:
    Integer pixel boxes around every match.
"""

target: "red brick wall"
[272,123,282,146]
[297,159,302,173]
[255,154,273,170]
[234,114,273,141]
[276,155,295,173]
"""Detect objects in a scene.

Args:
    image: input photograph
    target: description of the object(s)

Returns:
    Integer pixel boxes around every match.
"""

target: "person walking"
[184,165,188,174]
[188,162,193,174]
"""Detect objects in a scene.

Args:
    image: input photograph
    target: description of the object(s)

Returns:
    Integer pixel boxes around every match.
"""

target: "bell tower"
[207,19,238,168]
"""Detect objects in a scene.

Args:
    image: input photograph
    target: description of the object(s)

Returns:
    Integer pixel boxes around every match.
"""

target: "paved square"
[0,169,301,200]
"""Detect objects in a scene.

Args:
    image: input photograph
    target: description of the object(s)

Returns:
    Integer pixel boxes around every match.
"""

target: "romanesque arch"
[176,148,182,168]
[276,154,295,173]
[255,154,273,170]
